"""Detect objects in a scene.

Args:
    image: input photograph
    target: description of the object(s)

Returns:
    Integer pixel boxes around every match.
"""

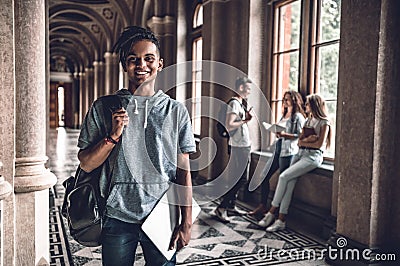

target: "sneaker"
[258,212,275,228]
[227,206,247,216]
[214,207,231,223]
[266,219,286,232]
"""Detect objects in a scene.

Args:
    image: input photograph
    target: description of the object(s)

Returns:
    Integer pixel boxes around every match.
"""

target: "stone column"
[93,61,100,101]
[92,61,100,99]
[79,72,86,125]
[200,0,251,180]
[14,0,57,264]
[247,0,268,151]
[0,1,16,264]
[98,61,105,96]
[86,67,94,108]
[112,53,120,92]
[72,72,79,128]
[147,14,176,98]
[370,0,400,249]
[328,0,400,264]
[104,52,113,95]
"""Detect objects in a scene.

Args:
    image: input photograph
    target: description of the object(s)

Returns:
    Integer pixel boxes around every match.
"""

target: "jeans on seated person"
[101,216,176,266]
[271,149,323,215]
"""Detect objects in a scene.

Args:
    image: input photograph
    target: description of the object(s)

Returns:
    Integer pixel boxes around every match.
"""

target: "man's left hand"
[168,222,191,251]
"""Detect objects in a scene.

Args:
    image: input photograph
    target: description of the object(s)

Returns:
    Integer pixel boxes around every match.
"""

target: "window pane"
[192,38,202,135]
[316,43,339,158]
[277,51,299,91]
[277,0,301,52]
[324,100,336,158]
[320,0,341,42]
[317,43,339,100]
[193,4,203,28]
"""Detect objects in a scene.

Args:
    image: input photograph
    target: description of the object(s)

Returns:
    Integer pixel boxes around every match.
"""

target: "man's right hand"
[244,107,253,122]
[110,108,129,140]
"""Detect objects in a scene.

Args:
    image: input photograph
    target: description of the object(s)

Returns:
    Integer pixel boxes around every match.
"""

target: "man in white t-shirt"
[214,77,253,222]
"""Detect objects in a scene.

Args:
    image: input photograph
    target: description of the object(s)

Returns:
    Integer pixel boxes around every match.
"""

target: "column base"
[14,170,57,193]
[14,156,57,193]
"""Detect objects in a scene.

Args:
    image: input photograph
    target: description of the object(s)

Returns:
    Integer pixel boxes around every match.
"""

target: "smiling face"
[125,40,163,91]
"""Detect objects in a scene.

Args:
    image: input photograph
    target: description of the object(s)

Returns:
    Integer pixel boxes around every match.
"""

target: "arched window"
[191,3,203,135]
[193,4,203,28]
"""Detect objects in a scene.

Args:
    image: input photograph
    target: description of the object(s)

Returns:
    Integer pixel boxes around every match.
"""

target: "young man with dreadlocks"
[77,26,196,265]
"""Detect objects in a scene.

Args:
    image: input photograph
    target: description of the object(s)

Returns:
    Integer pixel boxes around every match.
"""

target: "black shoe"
[214,207,231,222]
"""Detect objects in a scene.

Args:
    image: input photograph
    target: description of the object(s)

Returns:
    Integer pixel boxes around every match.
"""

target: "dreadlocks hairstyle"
[113,26,161,71]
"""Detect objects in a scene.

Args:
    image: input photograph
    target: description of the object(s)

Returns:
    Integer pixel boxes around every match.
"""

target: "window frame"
[190,2,203,137]
[269,0,341,160]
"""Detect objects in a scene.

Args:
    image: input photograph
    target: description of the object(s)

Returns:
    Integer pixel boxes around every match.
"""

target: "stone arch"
[50,22,102,60]
[50,4,113,50]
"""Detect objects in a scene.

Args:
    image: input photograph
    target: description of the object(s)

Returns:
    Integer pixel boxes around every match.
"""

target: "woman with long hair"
[249,90,306,224]
[260,94,331,232]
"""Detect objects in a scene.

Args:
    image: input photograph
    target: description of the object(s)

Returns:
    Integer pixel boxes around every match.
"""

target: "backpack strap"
[100,92,130,199]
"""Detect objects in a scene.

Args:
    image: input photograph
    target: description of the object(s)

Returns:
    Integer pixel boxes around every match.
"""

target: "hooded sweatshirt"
[78,89,196,223]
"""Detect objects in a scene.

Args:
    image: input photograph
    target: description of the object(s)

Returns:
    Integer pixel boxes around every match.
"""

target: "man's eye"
[145,56,155,62]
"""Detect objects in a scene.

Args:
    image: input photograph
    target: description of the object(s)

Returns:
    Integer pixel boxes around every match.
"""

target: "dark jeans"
[260,140,293,204]
[101,217,176,266]
[218,146,251,209]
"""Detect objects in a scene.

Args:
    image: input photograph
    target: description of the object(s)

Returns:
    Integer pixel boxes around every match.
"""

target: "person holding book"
[249,91,306,225]
[77,26,196,265]
[261,94,331,232]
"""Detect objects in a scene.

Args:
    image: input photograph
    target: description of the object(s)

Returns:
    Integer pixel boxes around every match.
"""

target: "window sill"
[251,150,334,178]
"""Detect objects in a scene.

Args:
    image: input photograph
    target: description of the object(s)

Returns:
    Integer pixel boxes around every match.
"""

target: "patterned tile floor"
[48,128,329,266]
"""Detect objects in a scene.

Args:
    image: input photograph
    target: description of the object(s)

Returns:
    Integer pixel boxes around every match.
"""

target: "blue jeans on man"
[101,217,176,266]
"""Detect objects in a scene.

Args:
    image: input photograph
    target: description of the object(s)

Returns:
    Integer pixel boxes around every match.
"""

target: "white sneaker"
[266,219,286,232]
[258,212,275,228]
[214,207,230,223]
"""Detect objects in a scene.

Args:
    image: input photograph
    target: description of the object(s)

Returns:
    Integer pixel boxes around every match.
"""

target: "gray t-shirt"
[78,89,196,223]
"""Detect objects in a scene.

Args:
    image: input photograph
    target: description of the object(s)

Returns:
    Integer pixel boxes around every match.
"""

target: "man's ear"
[158,58,164,71]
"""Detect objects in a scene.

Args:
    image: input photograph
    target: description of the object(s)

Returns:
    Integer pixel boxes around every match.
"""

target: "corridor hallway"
[48,128,328,265]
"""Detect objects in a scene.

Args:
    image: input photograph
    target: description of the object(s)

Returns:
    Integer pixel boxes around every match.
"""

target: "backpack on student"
[216,98,239,138]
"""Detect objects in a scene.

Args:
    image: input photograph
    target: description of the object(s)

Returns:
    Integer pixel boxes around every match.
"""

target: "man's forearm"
[78,138,116,172]
[176,153,193,224]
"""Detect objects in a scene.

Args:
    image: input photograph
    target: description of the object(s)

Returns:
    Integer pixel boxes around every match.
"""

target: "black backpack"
[216,98,240,138]
[61,93,127,247]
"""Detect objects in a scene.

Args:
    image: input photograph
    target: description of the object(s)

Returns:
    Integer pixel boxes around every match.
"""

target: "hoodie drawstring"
[132,98,150,128]
[133,99,139,114]
[144,100,148,129]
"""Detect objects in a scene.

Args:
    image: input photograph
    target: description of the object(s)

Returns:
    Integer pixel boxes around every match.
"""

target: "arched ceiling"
[49,0,144,74]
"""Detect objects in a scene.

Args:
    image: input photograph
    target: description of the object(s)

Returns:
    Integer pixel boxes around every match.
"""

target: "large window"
[310,0,341,157]
[271,0,301,123]
[191,3,203,135]
[271,0,341,158]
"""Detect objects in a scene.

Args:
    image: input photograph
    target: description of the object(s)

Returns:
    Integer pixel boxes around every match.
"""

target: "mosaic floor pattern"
[48,128,328,266]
